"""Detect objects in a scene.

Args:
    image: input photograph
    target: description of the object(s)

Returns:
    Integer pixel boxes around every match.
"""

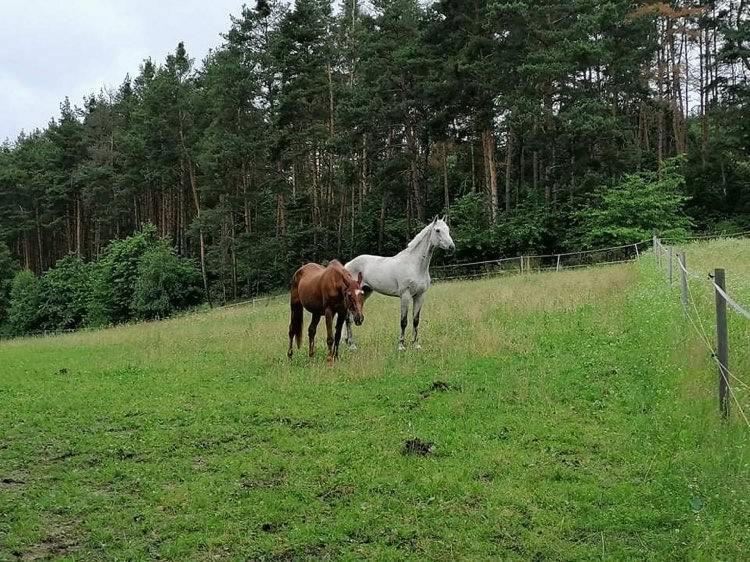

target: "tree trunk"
[187,160,212,307]
[504,128,513,212]
[470,142,476,193]
[482,128,498,222]
[443,144,450,212]
[545,146,555,203]
[378,195,386,254]
[406,124,423,222]
[35,207,44,271]
[75,194,82,258]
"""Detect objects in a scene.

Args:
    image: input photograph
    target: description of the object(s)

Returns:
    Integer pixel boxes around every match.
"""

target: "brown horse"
[288,260,365,361]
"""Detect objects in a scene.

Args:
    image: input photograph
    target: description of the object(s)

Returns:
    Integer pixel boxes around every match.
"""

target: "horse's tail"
[289,270,304,348]
[289,301,303,348]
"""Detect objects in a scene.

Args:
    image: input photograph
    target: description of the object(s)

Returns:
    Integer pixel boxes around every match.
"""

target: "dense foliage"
[2,226,202,335]
[132,243,203,320]
[1,0,749,328]
[8,270,41,336]
[574,157,693,248]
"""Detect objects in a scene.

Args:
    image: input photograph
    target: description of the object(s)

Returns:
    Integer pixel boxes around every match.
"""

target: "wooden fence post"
[714,268,730,419]
[668,246,673,285]
[556,254,561,272]
[679,253,688,314]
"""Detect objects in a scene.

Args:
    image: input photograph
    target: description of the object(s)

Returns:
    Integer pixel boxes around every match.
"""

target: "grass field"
[1,240,749,560]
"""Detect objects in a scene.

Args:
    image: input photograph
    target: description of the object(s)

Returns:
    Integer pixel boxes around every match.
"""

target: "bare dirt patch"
[402,438,435,456]
[420,380,461,398]
[0,475,26,489]
[20,522,80,561]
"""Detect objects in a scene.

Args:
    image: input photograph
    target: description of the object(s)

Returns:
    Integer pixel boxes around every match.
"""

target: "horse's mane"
[404,223,433,252]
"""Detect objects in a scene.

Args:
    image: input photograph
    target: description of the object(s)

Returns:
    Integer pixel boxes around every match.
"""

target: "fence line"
[661,228,750,242]
[654,235,750,426]
[219,294,285,310]
[432,240,649,271]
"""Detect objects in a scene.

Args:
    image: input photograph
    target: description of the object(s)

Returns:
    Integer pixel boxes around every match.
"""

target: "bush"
[8,270,41,335]
[0,242,19,325]
[449,193,493,260]
[39,255,91,331]
[87,224,160,326]
[573,157,693,248]
[132,244,203,319]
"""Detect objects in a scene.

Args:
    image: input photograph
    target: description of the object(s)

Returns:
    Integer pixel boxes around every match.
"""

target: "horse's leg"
[412,292,425,349]
[333,312,346,359]
[345,314,356,350]
[325,309,335,362]
[398,293,410,351]
[308,313,321,357]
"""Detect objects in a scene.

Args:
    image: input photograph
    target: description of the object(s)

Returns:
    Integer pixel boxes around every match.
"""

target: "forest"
[0,0,749,334]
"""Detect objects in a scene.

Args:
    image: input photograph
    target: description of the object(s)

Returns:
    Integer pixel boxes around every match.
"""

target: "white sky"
[0,0,247,142]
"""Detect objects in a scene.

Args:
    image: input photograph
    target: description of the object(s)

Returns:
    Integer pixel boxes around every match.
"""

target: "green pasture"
[1,240,749,560]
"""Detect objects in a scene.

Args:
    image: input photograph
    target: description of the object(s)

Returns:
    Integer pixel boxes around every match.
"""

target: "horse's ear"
[432,215,438,224]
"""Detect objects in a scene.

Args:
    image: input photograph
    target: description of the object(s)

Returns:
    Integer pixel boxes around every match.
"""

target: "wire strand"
[711,281,750,321]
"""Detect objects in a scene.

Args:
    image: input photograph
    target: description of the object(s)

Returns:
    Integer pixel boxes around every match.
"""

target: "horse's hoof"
[398,344,406,352]
[348,343,358,351]
[413,343,422,350]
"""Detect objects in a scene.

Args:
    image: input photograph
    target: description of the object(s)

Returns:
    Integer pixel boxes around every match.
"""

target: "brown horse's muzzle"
[353,314,364,326]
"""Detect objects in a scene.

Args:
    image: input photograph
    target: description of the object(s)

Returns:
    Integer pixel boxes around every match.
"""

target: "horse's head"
[429,216,455,252]
[344,271,365,326]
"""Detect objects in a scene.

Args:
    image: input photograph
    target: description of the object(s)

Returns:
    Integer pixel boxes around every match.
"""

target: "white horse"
[345,216,455,351]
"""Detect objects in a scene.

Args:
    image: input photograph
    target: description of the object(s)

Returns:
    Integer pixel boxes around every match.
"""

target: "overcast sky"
[0,0,247,142]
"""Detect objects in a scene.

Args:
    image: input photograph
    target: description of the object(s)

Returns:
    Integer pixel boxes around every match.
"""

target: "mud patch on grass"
[269,416,317,430]
[402,438,435,456]
[20,521,79,561]
[267,542,331,561]
[420,380,461,398]
[0,474,26,489]
[318,484,356,504]
[240,469,286,490]
[475,471,495,483]
[49,449,80,462]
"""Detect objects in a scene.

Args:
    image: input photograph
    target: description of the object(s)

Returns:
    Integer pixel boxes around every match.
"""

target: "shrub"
[87,224,159,326]
[132,244,202,319]
[0,242,19,325]
[8,270,41,335]
[39,255,91,331]
[573,157,693,248]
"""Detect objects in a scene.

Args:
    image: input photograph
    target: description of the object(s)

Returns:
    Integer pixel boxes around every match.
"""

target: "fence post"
[520,256,524,275]
[668,246,673,285]
[714,268,730,420]
[556,254,561,272]
[679,253,688,314]
[634,243,640,258]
